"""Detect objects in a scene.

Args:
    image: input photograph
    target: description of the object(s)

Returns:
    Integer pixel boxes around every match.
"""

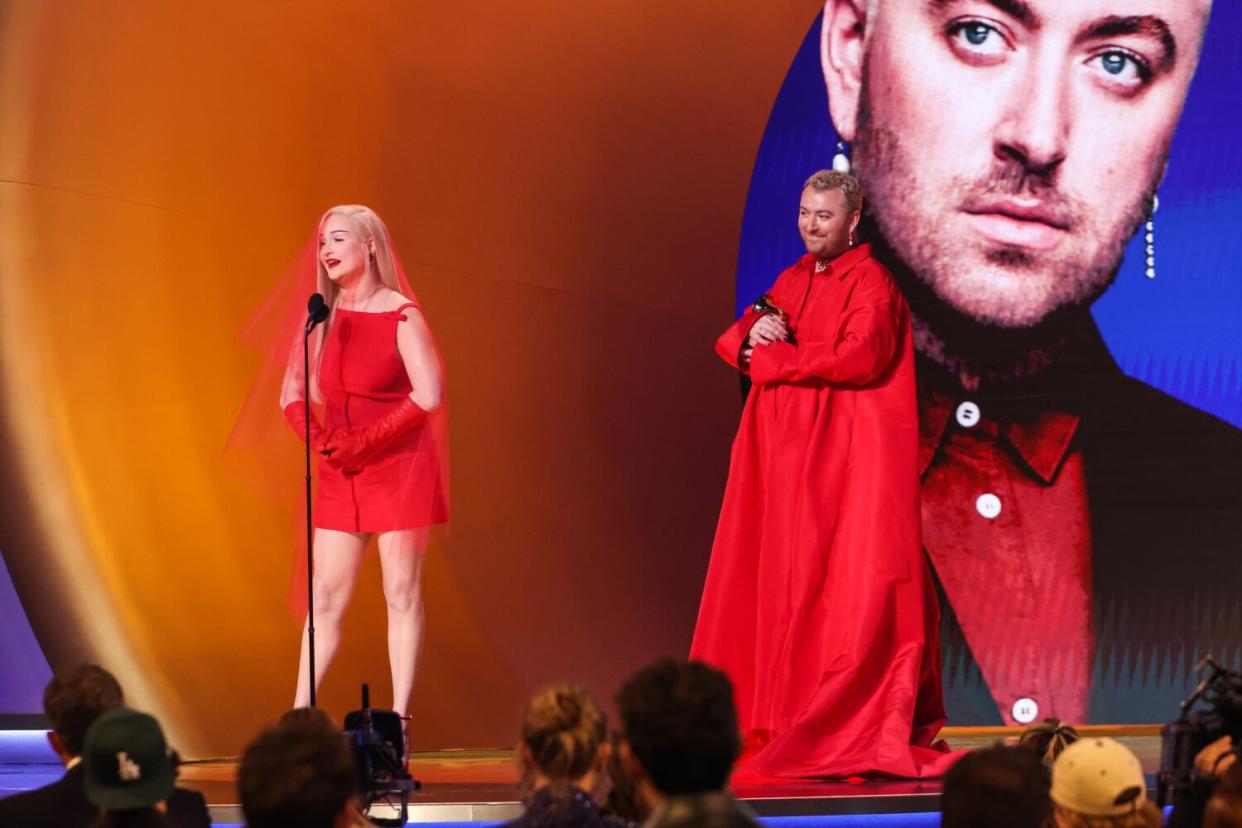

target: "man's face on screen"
[847,0,1210,328]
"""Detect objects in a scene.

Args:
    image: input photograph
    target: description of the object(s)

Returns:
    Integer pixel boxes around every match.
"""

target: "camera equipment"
[1158,656,1242,806]
[344,683,421,826]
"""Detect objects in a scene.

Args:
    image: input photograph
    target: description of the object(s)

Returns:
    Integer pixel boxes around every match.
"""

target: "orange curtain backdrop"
[0,0,817,756]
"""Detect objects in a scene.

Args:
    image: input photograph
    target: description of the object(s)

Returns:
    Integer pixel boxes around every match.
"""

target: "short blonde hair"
[803,169,863,213]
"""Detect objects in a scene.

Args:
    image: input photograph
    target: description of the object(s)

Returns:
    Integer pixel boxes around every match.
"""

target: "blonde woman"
[276,205,449,741]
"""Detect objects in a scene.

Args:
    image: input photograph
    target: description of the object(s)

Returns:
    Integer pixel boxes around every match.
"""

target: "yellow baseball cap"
[1051,737,1146,817]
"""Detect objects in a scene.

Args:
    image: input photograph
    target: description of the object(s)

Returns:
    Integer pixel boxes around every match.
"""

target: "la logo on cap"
[117,752,142,781]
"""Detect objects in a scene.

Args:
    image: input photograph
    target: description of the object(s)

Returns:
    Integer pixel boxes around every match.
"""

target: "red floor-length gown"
[691,244,957,779]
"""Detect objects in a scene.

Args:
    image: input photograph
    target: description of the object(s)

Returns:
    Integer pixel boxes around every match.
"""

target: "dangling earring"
[1144,194,1158,279]
[832,140,851,174]
[848,228,856,247]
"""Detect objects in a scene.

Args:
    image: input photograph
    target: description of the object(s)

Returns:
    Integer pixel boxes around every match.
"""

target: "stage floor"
[0,725,1162,825]
[171,725,1162,824]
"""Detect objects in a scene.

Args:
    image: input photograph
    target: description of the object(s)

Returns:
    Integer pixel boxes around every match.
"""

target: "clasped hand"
[741,313,788,366]
[315,428,368,472]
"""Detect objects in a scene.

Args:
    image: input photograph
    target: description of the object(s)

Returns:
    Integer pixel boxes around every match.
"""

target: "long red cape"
[691,244,958,779]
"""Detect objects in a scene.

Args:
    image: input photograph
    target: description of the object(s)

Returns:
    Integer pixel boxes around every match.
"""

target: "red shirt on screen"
[919,381,1093,725]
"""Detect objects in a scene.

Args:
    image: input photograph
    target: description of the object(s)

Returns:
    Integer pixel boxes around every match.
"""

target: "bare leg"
[293,528,369,707]
[376,529,427,718]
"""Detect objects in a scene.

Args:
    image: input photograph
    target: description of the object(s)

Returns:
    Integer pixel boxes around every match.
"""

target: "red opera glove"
[283,401,328,453]
[323,397,428,471]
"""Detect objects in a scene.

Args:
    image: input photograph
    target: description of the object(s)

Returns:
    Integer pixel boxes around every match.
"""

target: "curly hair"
[616,659,740,796]
[1018,718,1080,765]
[240,717,357,828]
[803,169,863,213]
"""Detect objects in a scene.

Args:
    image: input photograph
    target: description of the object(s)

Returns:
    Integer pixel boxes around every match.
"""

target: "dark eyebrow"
[928,0,1041,28]
[1079,15,1176,70]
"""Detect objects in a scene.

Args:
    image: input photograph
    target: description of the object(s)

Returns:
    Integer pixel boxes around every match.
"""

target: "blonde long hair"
[315,204,403,308]
[308,205,405,399]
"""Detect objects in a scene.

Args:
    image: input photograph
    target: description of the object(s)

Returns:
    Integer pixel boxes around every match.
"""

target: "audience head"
[649,791,758,828]
[82,708,176,812]
[1206,762,1242,828]
[616,658,740,800]
[44,664,125,758]
[276,706,338,729]
[1019,718,1081,765]
[519,684,609,788]
[940,743,1051,828]
[603,730,647,822]
[1050,738,1160,828]
[240,713,358,828]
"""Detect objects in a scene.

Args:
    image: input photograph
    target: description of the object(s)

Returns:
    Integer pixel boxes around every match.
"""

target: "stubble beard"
[849,64,1160,380]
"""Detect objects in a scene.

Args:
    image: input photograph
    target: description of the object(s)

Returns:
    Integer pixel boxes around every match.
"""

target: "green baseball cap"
[82,707,176,810]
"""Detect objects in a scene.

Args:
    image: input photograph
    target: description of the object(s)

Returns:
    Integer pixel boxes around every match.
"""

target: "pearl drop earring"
[832,140,851,174]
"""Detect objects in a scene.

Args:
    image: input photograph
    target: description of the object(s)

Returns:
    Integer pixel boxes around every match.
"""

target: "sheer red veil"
[226,207,450,613]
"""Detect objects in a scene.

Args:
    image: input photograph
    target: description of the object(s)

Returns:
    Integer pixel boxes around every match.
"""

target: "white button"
[956,401,981,428]
[1012,698,1039,724]
[976,493,1002,519]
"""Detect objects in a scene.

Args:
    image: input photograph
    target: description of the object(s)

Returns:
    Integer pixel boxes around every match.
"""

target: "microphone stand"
[303,314,318,707]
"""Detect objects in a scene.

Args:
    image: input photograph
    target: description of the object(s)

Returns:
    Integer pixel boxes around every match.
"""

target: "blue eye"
[1089,50,1150,88]
[947,20,1010,58]
[962,23,991,46]
[1101,53,1127,74]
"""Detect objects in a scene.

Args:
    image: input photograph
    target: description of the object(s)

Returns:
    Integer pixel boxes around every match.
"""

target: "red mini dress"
[315,302,447,532]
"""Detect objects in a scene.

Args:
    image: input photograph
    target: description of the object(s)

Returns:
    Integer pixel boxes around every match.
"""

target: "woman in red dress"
[277,205,448,723]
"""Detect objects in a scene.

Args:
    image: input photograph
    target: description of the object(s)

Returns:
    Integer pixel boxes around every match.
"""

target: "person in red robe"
[690,170,956,779]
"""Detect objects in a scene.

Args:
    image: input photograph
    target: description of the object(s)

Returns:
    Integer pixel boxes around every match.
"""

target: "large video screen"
[737,3,1242,725]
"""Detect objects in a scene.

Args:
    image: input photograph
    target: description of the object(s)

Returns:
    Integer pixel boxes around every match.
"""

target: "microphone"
[306,293,330,330]
[300,292,330,706]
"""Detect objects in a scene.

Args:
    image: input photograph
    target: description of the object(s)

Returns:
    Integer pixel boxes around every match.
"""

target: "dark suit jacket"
[1081,364,1242,721]
[929,321,1242,723]
[0,764,210,828]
